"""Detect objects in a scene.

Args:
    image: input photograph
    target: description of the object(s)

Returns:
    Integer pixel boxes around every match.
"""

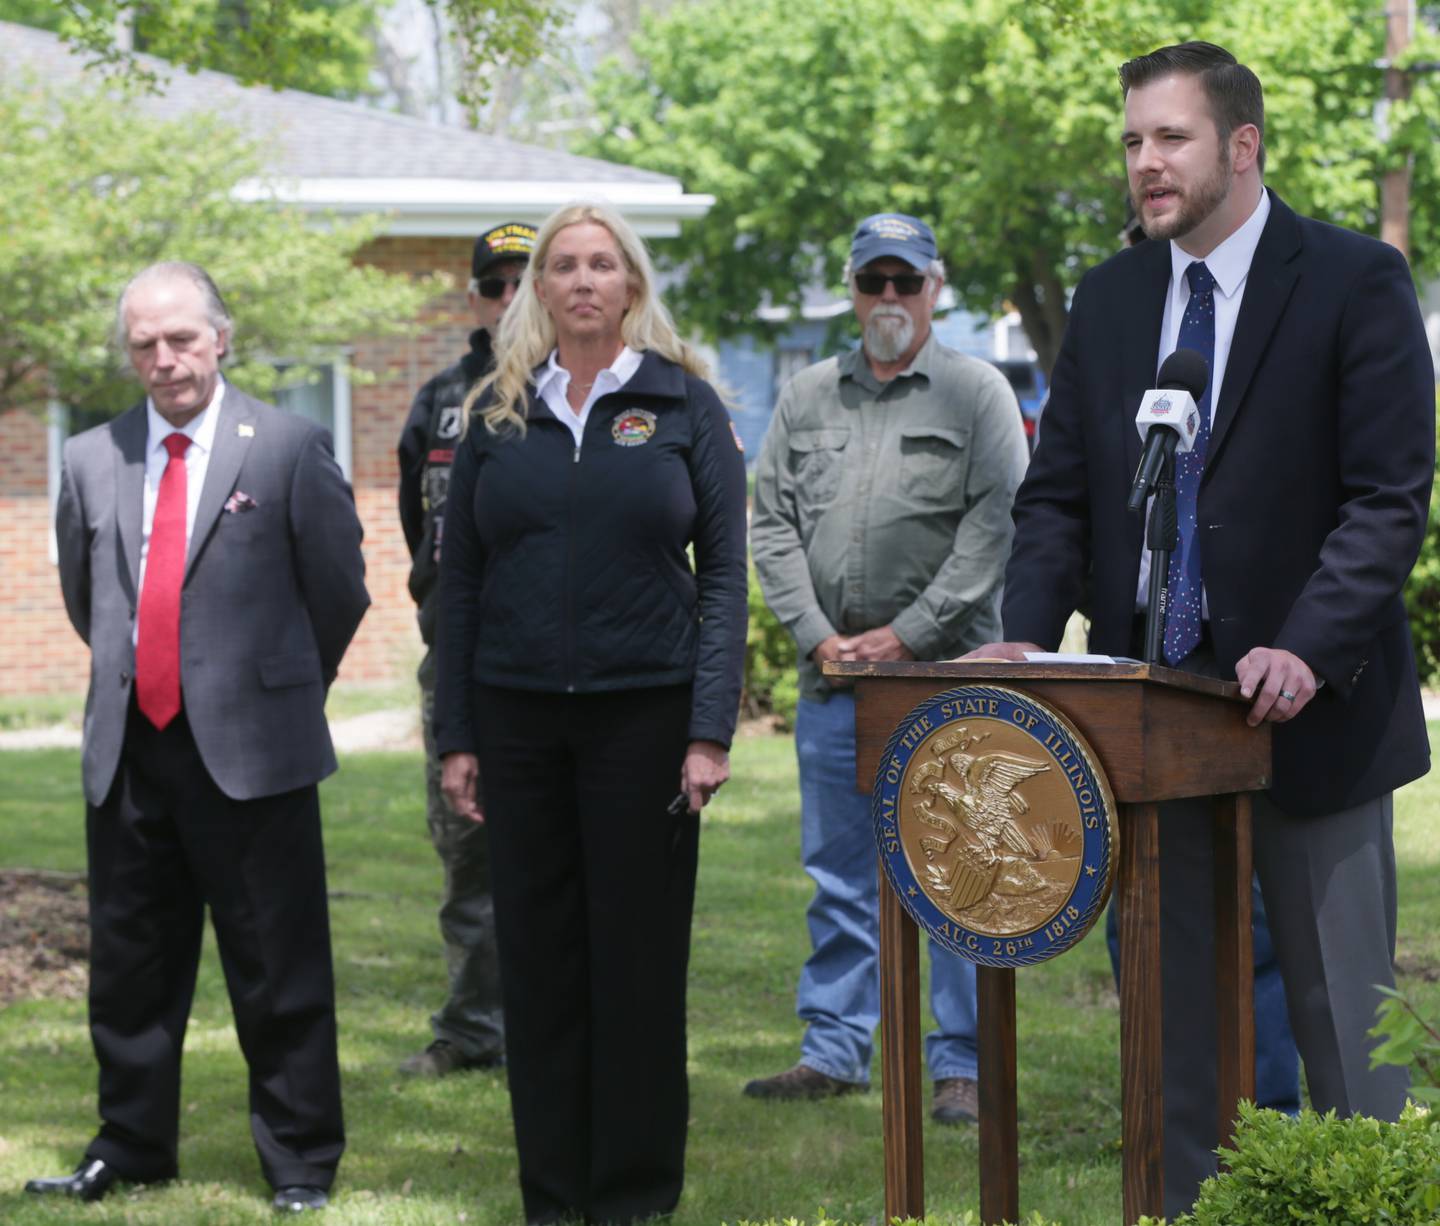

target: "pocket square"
[224,491,258,514]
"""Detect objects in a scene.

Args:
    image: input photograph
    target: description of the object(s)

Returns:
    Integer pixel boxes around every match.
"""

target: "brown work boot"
[742,1063,865,1100]
[931,1076,979,1125]
[398,1039,502,1078]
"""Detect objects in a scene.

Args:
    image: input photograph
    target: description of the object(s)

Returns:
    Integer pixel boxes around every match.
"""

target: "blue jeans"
[794,693,978,1086]
[1104,877,1301,1114]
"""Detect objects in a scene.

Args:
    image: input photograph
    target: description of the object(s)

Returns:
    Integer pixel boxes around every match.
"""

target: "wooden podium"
[827,660,1271,1226]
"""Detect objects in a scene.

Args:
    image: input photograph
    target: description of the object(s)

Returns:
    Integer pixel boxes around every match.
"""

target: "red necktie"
[136,432,191,729]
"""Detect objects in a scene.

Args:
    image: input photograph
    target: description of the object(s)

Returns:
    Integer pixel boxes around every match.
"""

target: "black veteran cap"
[850,213,938,271]
[473,222,538,278]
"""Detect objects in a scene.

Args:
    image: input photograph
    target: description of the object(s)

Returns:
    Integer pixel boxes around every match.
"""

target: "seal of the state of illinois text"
[873,685,1117,968]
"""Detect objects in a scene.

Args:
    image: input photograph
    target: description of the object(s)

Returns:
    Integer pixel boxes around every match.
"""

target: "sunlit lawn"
[1,728,1437,1225]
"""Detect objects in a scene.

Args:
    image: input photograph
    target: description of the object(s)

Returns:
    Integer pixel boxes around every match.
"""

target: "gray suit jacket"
[57,387,371,805]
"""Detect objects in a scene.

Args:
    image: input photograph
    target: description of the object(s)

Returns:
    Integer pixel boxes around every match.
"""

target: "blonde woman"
[433,202,747,1224]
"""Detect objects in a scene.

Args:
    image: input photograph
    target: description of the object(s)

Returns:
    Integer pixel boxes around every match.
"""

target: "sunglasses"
[476,274,524,300]
[853,271,928,296]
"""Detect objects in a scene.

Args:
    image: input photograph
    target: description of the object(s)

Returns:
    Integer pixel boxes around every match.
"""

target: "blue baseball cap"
[850,213,938,271]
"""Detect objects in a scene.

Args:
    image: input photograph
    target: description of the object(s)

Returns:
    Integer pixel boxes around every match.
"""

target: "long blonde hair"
[463,201,713,436]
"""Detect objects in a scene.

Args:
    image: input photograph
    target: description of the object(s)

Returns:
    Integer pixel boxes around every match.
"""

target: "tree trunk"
[1009,252,1069,380]
[1380,0,1414,261]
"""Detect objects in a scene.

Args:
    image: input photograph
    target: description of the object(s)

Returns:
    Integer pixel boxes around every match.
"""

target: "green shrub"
[1403,395,1440,683]
[1369,984,1440,1107]
[1166,1101,1440,1225]
[743,564,799,727]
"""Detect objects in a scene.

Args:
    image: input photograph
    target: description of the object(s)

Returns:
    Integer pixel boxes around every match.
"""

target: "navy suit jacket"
[57,387,371,805]
[1003,191,1434,815]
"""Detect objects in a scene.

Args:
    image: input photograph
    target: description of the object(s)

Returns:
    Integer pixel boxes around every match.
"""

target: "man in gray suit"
[29,262,369,1213]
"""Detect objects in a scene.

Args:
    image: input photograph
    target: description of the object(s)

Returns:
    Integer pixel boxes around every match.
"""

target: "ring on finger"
[1279,689,1297,702]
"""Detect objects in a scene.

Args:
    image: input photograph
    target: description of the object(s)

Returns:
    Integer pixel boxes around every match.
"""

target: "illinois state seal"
[873,685,1117,968]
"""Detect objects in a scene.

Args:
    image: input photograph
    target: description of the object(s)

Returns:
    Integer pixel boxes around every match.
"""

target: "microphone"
[1126,348,1210,512]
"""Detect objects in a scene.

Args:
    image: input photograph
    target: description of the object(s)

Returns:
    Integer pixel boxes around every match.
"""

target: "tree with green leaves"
[0,79,441,419]
[0,0,565,112]
[586,0,1440,372]
[465,0,679,145]
[0,0,384,98]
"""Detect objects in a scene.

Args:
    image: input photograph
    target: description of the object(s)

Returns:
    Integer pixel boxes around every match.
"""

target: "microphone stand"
[1142,450,1178,664]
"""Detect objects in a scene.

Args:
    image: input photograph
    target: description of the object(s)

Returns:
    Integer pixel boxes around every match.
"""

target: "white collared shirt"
[534,346,644,447]
[138,377,224,599]
[1137,190,1271,613]
[1157,188,1271,408]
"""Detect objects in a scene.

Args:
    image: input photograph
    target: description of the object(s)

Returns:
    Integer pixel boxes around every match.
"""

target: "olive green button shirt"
[751,331,1028,702]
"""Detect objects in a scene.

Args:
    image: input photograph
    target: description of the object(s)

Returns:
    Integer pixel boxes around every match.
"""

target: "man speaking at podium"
[968,42,1434,1217]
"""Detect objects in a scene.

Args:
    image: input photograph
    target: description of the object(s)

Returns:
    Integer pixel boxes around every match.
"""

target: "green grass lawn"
[1,731,1437,1225]
[0,694,85,732]
[0,681,419,733]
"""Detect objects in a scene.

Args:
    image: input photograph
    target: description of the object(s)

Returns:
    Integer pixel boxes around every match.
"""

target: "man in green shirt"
[747,213,1028,1123]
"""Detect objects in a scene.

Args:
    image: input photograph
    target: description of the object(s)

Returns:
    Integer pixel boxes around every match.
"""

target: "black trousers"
[475,684,699,1226]
[83,700,344,1190]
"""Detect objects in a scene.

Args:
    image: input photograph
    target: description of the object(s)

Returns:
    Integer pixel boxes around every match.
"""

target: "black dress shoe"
[24,1157,122,1202]
[273,1185,328,1213]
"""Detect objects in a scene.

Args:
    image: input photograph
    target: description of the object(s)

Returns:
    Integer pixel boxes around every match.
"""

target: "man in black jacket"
[971,43,1430,1217]
[395,221,536,1077]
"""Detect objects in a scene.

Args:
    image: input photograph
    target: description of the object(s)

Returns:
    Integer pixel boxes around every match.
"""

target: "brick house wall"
[0,405,85,694]
[340,235,474,690]
[0,236,477,698]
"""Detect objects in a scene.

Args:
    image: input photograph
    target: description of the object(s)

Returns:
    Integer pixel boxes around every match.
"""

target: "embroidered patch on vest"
[612,409,657,447]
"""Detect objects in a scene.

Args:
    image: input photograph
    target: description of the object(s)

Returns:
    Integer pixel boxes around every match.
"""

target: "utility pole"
[1380,0,1415,261]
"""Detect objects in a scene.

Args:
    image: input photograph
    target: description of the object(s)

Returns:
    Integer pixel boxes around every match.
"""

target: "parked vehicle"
[987,358,1047,451]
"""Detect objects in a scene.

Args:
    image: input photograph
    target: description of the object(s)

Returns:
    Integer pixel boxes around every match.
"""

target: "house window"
[46,402,115,564]
[274,361,353,480]
[46,401,67,566]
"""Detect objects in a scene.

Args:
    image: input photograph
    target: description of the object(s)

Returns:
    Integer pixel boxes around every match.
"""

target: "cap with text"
[850,213,937,272]
[473,222,538,278]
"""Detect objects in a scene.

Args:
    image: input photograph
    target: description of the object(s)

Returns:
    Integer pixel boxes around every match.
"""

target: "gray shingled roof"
[0,19,675,186]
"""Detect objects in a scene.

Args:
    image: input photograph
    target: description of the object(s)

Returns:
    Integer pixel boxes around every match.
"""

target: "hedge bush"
[1370,984,1440,1107]
[742,565,799,727]
[1165,1102,1440,1226]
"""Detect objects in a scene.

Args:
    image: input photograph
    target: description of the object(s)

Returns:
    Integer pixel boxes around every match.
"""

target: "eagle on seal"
[917,752,1051,910]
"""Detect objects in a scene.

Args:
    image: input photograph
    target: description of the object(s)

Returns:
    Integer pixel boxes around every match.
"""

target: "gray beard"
[864,309,915,365]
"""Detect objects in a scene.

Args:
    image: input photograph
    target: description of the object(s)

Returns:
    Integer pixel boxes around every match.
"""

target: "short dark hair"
[1119,41,1266,174]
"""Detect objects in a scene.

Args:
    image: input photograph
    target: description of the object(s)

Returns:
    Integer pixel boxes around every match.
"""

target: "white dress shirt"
[138,377,225,602]
[1137,190,1271,611]
[534,346,644,447]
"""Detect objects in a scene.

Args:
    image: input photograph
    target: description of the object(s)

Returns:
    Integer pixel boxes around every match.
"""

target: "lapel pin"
[238,423,255,438]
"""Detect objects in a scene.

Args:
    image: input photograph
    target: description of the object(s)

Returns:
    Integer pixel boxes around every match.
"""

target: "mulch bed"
[0,869,89,1005]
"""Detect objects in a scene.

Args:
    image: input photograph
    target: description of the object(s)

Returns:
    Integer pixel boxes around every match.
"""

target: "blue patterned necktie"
[1163,260,1215,665]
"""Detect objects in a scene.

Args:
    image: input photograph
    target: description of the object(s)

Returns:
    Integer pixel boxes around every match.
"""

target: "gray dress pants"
[1156,788,1408,1217]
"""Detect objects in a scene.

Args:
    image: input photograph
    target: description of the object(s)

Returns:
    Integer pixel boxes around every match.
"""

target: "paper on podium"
[1022,652,1141,664]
